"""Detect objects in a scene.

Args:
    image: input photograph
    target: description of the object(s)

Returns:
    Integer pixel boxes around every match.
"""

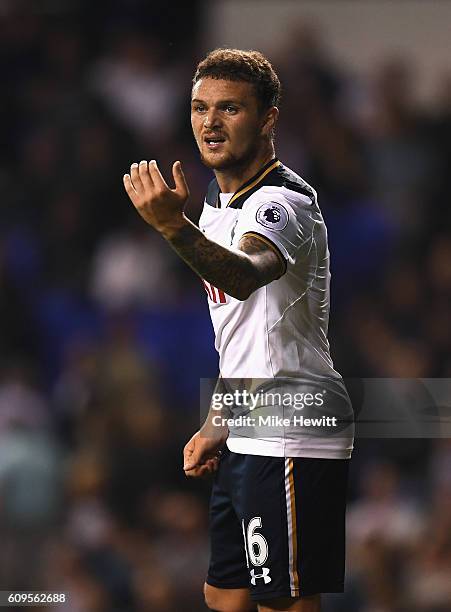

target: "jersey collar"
[206,158,281,209]
[226,157,281,208]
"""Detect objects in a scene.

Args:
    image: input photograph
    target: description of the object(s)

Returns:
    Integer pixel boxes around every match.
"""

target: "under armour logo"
[250,567,272,585]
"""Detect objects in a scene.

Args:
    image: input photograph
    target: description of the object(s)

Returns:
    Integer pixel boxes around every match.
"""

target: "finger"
[184,457,198,471]
[184,465,203,477]
[200,461,219,477]
[172,161,189,198]
[183,446,194,470]
[130,162,143,192]
[184,453,220,477]
[185,464,210,478]
[183,449,198,471]
[138,160,153,191]
[205,458,219,472]
[123,173,138,200]
[148,159,169,190]
[185,450,219,473]
[184,450,210,472]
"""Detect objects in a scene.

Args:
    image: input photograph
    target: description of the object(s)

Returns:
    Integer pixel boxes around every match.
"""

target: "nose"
[204,108,222,130]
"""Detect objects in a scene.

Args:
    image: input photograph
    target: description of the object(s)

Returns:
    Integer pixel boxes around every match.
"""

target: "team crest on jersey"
[256,202,289,230]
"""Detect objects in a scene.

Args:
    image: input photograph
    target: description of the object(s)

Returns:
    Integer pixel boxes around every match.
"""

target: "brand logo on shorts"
[250,567,272,585]
[256,202,289,230]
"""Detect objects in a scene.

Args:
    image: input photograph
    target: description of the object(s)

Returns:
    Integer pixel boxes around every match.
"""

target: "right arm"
[123,160,285,301]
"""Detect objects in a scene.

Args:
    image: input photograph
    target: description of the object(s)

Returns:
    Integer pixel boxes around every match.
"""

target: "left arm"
[123,160,285,300]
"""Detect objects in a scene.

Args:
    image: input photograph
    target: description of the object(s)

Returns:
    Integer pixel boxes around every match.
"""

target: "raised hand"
[123,159,189,238]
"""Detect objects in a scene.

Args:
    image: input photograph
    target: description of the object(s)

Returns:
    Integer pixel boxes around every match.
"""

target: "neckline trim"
[226,158,281,208]
[212,158,281,208]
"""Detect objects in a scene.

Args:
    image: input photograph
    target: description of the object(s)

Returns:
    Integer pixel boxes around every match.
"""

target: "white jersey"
[199,158,354,459]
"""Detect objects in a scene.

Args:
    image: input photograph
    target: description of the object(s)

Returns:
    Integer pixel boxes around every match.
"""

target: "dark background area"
[0,2,450,611]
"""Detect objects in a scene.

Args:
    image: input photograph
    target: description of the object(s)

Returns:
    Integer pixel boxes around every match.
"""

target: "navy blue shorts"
[206,448,349,602]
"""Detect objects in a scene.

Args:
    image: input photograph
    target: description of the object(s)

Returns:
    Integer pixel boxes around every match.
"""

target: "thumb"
[172,161,189,199]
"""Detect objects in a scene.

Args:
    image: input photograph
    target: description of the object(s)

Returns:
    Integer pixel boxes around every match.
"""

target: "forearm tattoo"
[166,220,285,300]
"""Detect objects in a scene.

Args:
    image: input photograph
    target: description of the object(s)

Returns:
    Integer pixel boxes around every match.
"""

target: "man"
[124,48,354,612]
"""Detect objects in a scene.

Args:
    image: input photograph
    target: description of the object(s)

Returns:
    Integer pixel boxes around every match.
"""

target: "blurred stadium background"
[1,1,451,610]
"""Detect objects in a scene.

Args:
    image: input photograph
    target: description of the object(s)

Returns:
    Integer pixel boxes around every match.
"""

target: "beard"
[200,150,239,171]
[198,136,262,174]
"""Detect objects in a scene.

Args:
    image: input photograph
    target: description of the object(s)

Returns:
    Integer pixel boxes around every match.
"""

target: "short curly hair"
[193,48,281,111]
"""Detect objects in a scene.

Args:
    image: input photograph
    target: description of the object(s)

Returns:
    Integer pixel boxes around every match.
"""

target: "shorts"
[206,448,349,602]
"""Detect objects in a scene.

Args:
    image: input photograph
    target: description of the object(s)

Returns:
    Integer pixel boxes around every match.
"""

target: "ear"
[261,106,279,137]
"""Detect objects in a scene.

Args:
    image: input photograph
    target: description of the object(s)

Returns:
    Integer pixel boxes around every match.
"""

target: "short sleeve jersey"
[199,159,354,459]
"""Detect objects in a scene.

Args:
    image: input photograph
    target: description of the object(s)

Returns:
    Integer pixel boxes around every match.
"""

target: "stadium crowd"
[1,4,451,611]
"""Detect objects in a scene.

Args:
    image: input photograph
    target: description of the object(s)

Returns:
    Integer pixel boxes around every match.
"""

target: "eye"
[193,104,206,113]
[224,105,237,114]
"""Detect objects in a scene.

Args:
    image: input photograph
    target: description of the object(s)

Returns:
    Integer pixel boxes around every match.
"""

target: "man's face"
[191,77,268,172]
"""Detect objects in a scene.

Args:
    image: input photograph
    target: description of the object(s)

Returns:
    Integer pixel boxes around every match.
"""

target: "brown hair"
[193,48,281,111]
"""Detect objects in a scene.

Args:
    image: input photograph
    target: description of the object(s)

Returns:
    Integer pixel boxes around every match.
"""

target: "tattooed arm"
[123,159,286,300]
[168,223,285,301]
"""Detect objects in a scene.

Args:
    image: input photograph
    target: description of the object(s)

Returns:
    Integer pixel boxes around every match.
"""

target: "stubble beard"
[199,139,262,175]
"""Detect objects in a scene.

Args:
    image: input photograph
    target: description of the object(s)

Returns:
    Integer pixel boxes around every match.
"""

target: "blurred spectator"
[405,487,451,612]
[363,57,438,235]
[90,225,179,310]
[0,366,63,588]
[89,32,183,146]
[347,462,424,547]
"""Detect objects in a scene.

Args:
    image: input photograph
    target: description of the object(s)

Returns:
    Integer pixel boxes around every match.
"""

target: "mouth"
[203,135,226,150]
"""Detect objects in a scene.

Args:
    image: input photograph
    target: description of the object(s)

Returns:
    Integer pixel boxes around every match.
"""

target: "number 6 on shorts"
[242,516,269,567]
